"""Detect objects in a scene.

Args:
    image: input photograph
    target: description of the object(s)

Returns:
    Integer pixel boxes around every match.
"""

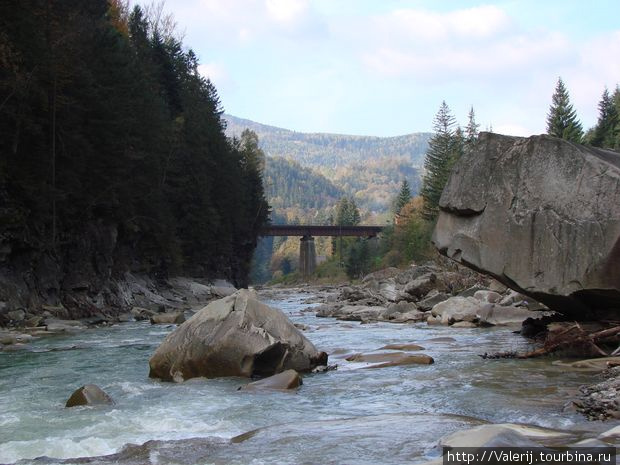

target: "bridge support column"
[299,235,316,278]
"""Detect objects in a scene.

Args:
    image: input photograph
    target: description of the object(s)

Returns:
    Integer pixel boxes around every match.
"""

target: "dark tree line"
[546,77,620,150]
[420,102,479,220]
[0,1,268,286]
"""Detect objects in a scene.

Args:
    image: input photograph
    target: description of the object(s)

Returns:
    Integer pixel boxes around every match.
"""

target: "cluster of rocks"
[314,264,548,328]
[574,365,620,421]
[0,273,236,328]
[427,422,619,460]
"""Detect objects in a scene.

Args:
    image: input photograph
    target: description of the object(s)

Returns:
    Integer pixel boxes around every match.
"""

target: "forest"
[224,114,429,212]
[0,1,268,288]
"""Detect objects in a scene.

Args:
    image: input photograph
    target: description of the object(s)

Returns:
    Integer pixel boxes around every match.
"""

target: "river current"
[0,290,614,465]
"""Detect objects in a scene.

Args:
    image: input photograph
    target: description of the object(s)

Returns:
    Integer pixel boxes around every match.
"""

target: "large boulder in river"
[149,290,327,382]
[65,384,114,407]
[433,133,620,318]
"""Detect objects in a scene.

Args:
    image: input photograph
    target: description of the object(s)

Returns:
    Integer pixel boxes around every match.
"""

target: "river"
[0,289,613,465]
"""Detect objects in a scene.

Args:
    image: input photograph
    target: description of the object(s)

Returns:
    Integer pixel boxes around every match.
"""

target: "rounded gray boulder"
[149,290,327,382]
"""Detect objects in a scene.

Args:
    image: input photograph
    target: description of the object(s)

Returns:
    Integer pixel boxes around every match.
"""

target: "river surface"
[0,290,614,465]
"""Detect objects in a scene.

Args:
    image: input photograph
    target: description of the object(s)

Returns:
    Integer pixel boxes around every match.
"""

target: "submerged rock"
[378,343,425,351]
[438,423,571,448]
[65,384,114,407]
[149,311,185,325]
[434,132,620,318]
[149,290,327,382]
[346,352,434,368]
[239,369,303,391]
[44,318,87,333]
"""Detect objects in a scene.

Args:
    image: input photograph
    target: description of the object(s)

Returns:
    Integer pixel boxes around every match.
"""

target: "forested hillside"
[0,1,268,314]
[224,114,430,212]
[265,157,344,216]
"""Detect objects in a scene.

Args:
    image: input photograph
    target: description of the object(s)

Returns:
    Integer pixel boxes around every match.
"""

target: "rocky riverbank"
[303,262,551,329]
[0,275,236,352]
[263,260,620,422]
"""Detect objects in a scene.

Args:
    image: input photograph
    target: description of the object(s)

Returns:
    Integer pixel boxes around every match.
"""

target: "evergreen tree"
[331,196,360,256]
[465,106,479,148]
[393,179,412,215]
[420,101,459,220]
[613,86,620,150]
[334,196,360,226]
[345,239,371,279]
[546,77,583,142]
[0,1,269,291]
[590,87,619,149]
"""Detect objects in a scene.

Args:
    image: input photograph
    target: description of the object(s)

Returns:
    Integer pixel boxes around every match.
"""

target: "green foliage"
[224,114,428,212]
[379,198,434,268]
[589,87,619,149]
[420,101,462,220]
[546,77,583,142]
[345,239,375,279]
[0,1,268,285]
[393,180,412,215]
[465,106,480,147]
[265,157,344,211]
[334,196,361,226]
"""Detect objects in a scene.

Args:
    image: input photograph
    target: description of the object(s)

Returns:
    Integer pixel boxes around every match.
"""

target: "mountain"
[224,114,431,168]
[223,115,431,213]
[265,157,345,213]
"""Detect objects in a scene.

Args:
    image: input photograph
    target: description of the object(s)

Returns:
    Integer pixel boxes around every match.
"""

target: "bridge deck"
[260,224,384,237]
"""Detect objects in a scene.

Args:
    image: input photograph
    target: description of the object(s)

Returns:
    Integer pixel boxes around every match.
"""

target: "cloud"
[197,62,237,93]
[175,0,325,46]
[358,6,571,83]
[566,31,620,120]
[369,5,512,43]
[265,0,308,25]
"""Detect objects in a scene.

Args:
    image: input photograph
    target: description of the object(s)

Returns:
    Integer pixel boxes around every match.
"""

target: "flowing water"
[0,290,614,465]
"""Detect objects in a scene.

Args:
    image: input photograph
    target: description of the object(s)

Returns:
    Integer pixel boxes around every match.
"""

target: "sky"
[168,0,620,137]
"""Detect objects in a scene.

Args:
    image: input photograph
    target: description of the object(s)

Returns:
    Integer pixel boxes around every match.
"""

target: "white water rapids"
[0,290,613,464]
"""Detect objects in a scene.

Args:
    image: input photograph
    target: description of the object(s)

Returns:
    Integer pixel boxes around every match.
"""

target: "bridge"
[259,224,385,277]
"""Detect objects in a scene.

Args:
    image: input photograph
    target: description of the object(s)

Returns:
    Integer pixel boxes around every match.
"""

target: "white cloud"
[174,0,324,46]
[359,5,571,82]
[197,63,237,93]
[265,0,309,25]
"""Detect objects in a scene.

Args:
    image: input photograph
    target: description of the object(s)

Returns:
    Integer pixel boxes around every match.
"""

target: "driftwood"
[480,323,620,360]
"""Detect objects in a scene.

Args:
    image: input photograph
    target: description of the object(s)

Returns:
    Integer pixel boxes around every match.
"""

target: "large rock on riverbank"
[149,290,327,382]
[434,133,620,318]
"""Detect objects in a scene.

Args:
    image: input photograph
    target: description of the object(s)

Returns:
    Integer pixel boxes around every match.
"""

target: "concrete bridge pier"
[299,235,317,278]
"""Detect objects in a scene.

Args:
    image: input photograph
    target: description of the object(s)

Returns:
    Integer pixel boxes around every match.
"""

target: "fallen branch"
[517,324,620,359]
[480,324,620,360]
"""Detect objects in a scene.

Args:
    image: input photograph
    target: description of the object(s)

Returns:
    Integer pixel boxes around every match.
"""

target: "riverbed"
[0,289,614,465]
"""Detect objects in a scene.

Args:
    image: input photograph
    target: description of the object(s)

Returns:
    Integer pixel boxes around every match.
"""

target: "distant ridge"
[223,114,431,168]
[223,114,431,212]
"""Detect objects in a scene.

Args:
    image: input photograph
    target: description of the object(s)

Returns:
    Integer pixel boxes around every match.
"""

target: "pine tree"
[590,87,619,149]
[613,86,620,150]
[546,77,583,143]
[465,106,479,147]
[420,101,459,220]
[393,179,412,215]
